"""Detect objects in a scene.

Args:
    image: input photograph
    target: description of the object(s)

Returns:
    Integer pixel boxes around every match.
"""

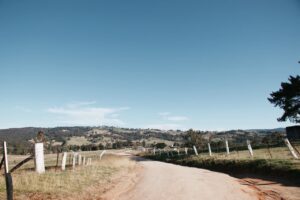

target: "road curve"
[118,158,256,200]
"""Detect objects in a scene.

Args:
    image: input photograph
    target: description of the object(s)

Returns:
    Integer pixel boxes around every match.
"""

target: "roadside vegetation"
[142,146,300,184]
[0,154,135,200]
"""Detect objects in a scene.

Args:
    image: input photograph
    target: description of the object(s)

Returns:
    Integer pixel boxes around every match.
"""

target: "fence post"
[177,149,180,155]
[225,140,230,155]
[185,147,188,155]
[284,138,299,159]
[78,154,82,165]
[153,148,156,155]
[100,150,106,160]
[34,143,45,174]
[83,156,86,165]
[208,143,212,157]
[72,153,77,170]
[246,140,254,158]
[61,152,67,170]
[193,146,198,155]
[3,141,13,200]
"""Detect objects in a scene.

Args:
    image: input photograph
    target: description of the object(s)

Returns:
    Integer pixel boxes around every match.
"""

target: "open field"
[0,153,136,200]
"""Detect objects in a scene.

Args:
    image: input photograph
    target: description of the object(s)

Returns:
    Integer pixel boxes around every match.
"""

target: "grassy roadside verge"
[0,154,135,200]
[143,154,300,184]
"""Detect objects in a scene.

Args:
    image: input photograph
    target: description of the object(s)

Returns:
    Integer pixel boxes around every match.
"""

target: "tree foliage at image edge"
[268,75,300,123]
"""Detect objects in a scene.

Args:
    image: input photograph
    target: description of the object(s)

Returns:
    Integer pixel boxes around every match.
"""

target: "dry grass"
[67,136,90,145]
[185,145,300,161]
[0,154,136,200]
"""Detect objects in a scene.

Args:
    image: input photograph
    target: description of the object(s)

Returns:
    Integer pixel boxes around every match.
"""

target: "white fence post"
[225,140,230,155]
[3,141,9,174]
[61,152,67,170]
[34,143,45,174]
[246,140,254,158]
[193,146,198,155]
[185,147,188,155]
[100,150,106,160]
[284,138,299,159]
[153,148,156,155]
[208,143,212,157]
[177,149,180,155]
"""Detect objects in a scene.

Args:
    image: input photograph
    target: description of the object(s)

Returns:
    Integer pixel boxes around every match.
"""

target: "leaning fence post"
[284,138,299,159]
[61,152,67,170]
[193,146,198,155]
[3,141,13,200]
[208,143,212,157]
[100,150,106,160]
[246,140,254,158]
[34,143,45,174]
[225,140,230,155]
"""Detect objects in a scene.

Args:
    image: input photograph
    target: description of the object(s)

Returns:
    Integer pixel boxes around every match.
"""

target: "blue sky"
[0,0,299,130]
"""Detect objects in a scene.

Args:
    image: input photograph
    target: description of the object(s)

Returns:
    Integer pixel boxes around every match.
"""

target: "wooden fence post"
[225,140,230,155]
[208,143,212,157]
[284,138,299,159]
[193,146,198,155]
[185,147,188,155]
[34,143,45,174]
[3,142,13,200]
[246,140,254,158]
[83,156,86,165]
[78,154,82,165]
[61,152,67,170]
[72,153,77,170]
[153,148,156,155]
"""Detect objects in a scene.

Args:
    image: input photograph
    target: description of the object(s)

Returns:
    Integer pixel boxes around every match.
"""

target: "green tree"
[268,75,300,123]
[155,142,167,149]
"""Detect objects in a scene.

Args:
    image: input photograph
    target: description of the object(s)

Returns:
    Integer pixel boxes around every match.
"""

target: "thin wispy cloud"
[15,106,32,113]
[47,102,129,126]
[159,112,189,122]
[66,101,97,108]
[145,123,183,130]
[166,116,189,121]
[144,112,189,130]
[158,112,171,116]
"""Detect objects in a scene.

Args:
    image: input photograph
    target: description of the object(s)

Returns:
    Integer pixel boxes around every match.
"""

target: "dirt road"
[105,157,257,200]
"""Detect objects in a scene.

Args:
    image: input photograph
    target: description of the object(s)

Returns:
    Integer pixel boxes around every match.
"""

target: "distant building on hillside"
[286,126,300,141]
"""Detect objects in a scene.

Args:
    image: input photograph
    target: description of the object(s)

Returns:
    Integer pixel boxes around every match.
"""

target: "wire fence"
[0,145,106,173]
[145,139,300,161]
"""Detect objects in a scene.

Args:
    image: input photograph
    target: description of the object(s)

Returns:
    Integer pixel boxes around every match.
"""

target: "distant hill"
[0,126,286,154]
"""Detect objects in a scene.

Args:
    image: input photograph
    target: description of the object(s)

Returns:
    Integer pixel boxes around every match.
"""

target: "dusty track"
[103,156,257,200]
